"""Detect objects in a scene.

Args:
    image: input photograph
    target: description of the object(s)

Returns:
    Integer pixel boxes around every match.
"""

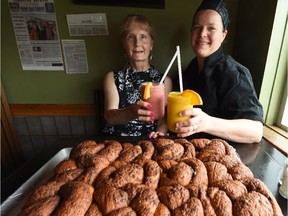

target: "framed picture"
[73,0,165,9]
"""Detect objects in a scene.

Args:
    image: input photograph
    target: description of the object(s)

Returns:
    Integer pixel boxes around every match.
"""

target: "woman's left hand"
[148,131,167,139]
[175,107,210,137]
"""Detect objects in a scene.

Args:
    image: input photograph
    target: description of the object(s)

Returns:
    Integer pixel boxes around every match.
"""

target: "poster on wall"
[8,0,64,71]
[62,40,89,74]
[66,13,109,36]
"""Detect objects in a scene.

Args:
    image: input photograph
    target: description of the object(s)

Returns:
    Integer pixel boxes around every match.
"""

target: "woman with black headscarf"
[172,0,263,143]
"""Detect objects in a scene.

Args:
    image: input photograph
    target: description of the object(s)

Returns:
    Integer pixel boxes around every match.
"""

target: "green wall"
[233,0,277,96]
[2,0,274,105]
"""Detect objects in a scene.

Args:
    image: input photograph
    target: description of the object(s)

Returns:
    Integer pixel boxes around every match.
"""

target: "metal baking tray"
[0,148,72,216]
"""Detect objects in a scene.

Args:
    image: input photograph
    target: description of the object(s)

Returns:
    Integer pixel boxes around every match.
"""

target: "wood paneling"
[263,125,288,156]
[9,104,96,116]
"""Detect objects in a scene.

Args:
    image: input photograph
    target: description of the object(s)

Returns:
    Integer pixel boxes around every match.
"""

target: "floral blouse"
[103,64,163,137]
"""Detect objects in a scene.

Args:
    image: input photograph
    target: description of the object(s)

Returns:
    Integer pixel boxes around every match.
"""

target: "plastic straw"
[159,50,178,84]
[176,46,183,92]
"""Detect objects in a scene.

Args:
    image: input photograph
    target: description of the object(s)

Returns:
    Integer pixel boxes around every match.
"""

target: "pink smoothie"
[140,82,165,120]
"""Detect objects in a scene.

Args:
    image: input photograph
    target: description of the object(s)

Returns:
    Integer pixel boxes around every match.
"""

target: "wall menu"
[8,0,64,71]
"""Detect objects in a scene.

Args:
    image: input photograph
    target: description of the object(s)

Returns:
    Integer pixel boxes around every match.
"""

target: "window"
[259,0,287,135]
[275,22,287,131]
[280,96,288,127]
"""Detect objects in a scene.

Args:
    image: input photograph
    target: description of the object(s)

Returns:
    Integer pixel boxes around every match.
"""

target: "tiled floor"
[13,116,98,160]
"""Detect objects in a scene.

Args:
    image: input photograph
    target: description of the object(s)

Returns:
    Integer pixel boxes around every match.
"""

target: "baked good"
[19,195,60,216]
[84,202,103,216]
[93,186,129,214]
[53,181,94,216]
[54,159,77,174]
[19,138,283,216]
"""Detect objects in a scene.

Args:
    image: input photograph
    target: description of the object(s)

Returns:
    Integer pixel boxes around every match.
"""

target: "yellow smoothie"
[167,92,193,133]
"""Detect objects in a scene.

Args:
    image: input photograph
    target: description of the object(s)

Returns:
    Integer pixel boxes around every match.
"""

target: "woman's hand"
[175,108,263,143]
[148,113,169,139]
[128,99,155,123]
[148,131,167,139]
[175,107,209,137]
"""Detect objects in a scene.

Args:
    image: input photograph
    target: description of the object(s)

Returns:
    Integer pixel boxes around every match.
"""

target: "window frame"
[259,0,287,133]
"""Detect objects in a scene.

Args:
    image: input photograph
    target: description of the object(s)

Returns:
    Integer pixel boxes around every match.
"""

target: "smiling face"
[191,9,227,59]
[123,21,154,66]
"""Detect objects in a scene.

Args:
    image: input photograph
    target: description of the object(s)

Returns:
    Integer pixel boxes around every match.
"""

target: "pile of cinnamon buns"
[19,138,283,216]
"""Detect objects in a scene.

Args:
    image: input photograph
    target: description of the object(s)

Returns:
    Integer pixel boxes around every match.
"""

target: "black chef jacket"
[173,47,263,122]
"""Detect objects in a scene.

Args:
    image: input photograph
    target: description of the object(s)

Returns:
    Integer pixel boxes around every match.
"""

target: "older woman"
[103,14,172,138]
[173,0,263,143]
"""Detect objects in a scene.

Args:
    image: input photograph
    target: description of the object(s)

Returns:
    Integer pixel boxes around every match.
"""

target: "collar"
[126,64,153,73]
[203,47,224,72]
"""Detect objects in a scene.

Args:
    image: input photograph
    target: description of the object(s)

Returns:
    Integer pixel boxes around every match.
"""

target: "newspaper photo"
[8,0,64,70]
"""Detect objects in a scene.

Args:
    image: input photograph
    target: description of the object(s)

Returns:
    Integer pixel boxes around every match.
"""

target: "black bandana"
[194,0,230,30]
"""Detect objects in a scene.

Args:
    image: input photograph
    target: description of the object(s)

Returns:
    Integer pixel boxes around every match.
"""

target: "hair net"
[194,0,230,30]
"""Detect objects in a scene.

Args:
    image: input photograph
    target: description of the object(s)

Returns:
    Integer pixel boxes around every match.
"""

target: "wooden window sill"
[263,125,288,156]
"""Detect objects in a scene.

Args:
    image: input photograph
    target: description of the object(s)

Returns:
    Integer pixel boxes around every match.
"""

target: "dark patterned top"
[173,47,263,122]
[103,65,163,137]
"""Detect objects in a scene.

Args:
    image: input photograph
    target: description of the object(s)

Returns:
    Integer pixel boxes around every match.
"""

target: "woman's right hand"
[129,100,155,122]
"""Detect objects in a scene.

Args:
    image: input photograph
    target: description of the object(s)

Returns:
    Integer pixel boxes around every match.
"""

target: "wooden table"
[1,136,287,215]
